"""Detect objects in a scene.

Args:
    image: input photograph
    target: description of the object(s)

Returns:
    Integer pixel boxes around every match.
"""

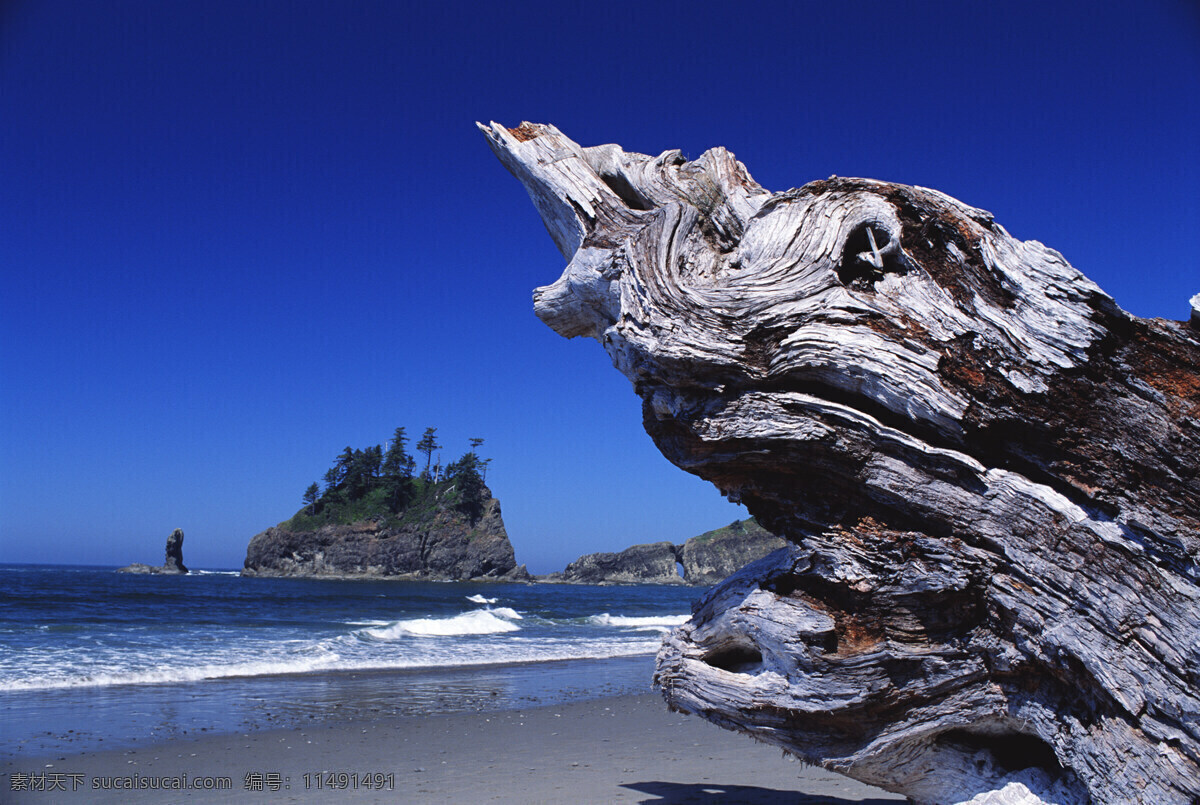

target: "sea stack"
[118,528,189,574]
[483,122,1200,804]
[163,527,187,573]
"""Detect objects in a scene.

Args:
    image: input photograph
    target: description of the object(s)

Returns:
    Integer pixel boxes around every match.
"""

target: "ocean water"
[0,564,701,756]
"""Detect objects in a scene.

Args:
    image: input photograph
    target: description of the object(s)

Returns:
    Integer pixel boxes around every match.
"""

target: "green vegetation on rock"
[243,428,525,581]
[690,517,769,545]
[283,427,489,531]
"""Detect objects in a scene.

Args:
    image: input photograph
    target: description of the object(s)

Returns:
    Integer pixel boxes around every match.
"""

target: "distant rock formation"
[546,519,785,585]
[678,520,786,586]
[163,528,187,573]
[242,490,530,581]
[118,528,189,575]
[549,541,684,585]
[485,122,1200,803]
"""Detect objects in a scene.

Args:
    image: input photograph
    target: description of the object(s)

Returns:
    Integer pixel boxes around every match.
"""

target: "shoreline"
[3,692,905,804]
[2,656,669,759]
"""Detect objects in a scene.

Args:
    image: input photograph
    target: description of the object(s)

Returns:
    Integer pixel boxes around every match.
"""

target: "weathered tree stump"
[482,122,1200,804]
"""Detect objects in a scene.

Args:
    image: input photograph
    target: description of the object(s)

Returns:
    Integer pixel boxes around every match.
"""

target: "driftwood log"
[482,122,1200,804]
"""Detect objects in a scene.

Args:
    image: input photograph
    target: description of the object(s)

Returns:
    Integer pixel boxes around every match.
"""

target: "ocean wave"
[363,610,521,639]
[0,637,664,692]
[0,646,345,691]
[0,565,701,695]
[587,613,689,632]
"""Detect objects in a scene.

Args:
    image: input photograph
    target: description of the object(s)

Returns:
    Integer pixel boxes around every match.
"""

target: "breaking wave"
[0,568,701,692]
[587,613,689,632]
[363,609,521,638]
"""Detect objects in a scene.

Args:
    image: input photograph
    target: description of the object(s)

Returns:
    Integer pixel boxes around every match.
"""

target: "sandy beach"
[4,692,905,804]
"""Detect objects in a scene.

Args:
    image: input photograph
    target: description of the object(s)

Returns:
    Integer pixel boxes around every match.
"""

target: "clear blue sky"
[2,1,1197,572]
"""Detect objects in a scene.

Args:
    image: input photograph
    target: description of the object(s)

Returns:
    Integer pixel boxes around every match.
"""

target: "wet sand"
[3,693,905,803]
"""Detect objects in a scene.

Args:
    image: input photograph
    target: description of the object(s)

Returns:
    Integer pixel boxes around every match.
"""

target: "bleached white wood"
[482,122,1200,804]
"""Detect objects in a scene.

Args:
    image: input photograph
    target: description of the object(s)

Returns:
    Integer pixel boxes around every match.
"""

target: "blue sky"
[1,1,1197,572]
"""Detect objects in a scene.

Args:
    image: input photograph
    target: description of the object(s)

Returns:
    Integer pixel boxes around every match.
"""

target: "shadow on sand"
[622,781,907,804]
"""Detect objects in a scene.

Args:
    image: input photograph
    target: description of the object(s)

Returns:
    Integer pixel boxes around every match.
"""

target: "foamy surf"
[0,645,345,691]
[1,566,702,694]
[588,613,689,632]
[364,610,521,638]
[0,636,666,693]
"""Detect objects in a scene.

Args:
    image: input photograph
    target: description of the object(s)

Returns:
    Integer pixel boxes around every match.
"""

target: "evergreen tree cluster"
[300,427,491,523]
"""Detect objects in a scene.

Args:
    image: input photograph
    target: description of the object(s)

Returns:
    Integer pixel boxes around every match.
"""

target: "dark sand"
[3,693,905,804]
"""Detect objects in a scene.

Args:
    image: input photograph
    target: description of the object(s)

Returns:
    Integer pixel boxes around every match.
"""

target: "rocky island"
[118,528,188,574]
[243,428,529,581]
[546,518,785,585]
[484,122,1200,804]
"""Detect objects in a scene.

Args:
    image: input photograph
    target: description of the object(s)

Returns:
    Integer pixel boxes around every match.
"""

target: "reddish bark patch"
[508,122,541,142]
[1127,321,1200,415]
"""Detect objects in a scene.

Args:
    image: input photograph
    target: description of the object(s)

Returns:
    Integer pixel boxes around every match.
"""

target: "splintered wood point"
[866,226,883,270]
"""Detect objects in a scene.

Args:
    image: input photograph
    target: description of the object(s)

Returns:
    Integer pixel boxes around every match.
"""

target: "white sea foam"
[0,647,345,691]
[364,610,521,639]
[587,613,689,632]
[0,569,697,693]
[0,633,667,692]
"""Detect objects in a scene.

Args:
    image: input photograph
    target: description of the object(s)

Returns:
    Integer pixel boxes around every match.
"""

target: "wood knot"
[838,222,904,289]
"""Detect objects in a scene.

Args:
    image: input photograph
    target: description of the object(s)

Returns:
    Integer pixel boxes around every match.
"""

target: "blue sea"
[0,564,701,758]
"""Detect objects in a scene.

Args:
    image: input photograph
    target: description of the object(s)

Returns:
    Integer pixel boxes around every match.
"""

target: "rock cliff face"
[678,520,786,586]
[118,528,189,575]
[548,519,786,585]
[551,541,683,585]
[484,122,1200,804]
[242,492,528,581]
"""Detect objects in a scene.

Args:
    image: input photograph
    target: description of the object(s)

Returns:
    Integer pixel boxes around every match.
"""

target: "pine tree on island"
[294,427,490,527]
[302,483,320,515]
[382,427,416,511]
[416,427,441,481]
